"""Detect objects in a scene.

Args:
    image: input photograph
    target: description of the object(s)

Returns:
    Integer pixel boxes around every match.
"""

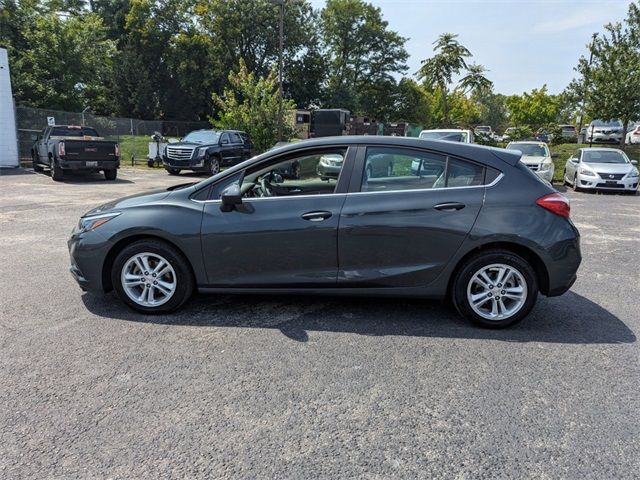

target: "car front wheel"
[452,250,538,328]
[111,240,194,314]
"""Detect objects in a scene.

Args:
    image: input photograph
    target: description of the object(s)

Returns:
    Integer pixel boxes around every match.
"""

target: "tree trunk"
[621,118,629,150]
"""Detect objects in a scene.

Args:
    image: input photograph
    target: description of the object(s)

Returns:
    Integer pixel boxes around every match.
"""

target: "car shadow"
[81,290,635,345]
[0,167,35,176]
[30,169,134,184]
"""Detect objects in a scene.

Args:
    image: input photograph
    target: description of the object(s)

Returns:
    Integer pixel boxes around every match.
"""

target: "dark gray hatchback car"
[69,136,581,327]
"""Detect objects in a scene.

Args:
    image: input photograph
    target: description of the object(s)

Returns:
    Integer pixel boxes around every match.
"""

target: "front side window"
[211,149,347,199]
[360,147,484,192]
[230,132,242,143]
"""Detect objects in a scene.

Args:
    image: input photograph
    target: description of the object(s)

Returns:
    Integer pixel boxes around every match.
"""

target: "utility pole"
[270,0,285,142]
[577,32,598,144]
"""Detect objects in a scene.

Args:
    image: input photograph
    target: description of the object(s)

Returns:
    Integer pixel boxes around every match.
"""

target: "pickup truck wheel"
[50,158,63,181]
[207,156,220,175]
[32,151,43,172]
[104,169,117,181]
[111,239,194,314]
[165,168,180,175]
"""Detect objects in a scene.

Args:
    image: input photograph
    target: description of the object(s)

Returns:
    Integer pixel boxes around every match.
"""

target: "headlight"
[628,168,639,178]
[197,148,207,158]
[580,168,596,177]
[539,160,553,171]
[78,212,121,233]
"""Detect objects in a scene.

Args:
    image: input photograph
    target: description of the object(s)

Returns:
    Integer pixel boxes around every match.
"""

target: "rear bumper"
[544,233,582,297]
[59,159,119,170]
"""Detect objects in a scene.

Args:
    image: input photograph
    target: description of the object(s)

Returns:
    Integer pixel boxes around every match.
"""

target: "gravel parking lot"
[1,167,639,478]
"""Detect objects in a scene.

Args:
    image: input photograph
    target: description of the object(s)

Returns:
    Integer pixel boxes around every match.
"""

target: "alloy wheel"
[466,263,528,321]
[120,252,176,307]
[209,157,220,175]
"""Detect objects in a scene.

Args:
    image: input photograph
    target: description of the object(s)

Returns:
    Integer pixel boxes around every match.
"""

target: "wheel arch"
[101,234,196,292]
[447,241,550,297]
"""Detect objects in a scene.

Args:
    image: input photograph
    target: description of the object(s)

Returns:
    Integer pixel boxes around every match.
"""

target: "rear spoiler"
[490,148,521,166]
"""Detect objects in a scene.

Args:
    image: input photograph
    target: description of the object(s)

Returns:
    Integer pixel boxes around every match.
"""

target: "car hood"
[520,155,549,165]
[583,163,634,173]
[169,141,214,148]
[83,188,173,216]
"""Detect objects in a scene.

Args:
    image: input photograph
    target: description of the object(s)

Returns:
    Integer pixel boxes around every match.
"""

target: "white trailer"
[0,48,19,168]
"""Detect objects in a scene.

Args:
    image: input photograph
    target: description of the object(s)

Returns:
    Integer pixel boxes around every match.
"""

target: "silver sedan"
[564,148,639,194]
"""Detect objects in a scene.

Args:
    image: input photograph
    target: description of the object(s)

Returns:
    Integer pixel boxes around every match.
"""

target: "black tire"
[165,168,180,175]
[451,249,538,328]
[572,174,581,192]
[562,169,568,186]
[32,151,44,172]
[104,169,117,180]
[111,239,194,314]
[50,157,63,181]
[207,155,220,176]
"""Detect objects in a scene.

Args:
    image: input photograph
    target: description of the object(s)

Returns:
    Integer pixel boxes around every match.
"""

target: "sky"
[309,0,632,95]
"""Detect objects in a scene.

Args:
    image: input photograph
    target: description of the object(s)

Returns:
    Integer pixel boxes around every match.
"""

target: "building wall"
[0,48,19,168]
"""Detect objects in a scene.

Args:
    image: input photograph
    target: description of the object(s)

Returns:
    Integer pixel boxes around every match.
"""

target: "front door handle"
[301,211,332,222]
[434,202,466,211]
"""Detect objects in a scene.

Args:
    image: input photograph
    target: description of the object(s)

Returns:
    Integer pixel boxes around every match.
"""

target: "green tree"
[505,86,560,129]
[321,0,408,114]
[417,33,490,126]
[2,1,116,112]
[392,78,432,125]
[575,1,640,147]
[212,60,296,153]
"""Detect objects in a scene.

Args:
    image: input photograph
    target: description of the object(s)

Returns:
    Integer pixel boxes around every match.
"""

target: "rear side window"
[230,132,242,143]
[360,147,485,192]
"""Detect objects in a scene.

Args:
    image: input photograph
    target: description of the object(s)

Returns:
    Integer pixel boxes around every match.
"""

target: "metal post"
[577,32,598,143]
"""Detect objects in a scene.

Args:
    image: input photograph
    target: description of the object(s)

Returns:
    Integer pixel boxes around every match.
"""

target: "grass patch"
[115,135,151,167]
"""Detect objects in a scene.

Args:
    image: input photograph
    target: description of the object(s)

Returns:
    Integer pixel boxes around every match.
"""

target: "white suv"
[506,141,555,183]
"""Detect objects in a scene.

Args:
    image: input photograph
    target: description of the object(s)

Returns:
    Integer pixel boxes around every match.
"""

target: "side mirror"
[632,160,638,166]
[31,134,39,141]
[220,183,242,211]
[570,158,579,164]
[551,152,559,159]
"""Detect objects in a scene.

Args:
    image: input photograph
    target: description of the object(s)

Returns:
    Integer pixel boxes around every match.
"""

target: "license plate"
[605,180,617,184]
[86,161,98,167]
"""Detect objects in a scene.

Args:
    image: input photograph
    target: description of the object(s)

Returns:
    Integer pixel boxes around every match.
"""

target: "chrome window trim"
[190,173,503,204]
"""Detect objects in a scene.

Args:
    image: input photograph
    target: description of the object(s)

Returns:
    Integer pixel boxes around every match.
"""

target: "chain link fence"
[15,106,209,165]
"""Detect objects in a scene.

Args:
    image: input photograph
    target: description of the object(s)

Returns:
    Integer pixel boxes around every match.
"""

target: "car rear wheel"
[111,240,194,314]
[452,250,538,328]
[32,151,44,172]
[104,169,117,180]
[51,158,63,181]
[165,168,180,175]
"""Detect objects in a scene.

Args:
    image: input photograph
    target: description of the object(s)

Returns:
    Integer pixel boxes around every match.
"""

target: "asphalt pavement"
[1,167,639,478]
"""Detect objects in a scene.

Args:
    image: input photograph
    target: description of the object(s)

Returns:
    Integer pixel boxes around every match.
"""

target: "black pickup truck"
[162,129,253,175]
[31,125,120,181]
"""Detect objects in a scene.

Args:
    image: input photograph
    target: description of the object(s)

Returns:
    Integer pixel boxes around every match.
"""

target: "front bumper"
[317,164,341,179]
[586,133,622,144]
[576,172,639,191]
[162,156,206,171]
[68,229,111,292]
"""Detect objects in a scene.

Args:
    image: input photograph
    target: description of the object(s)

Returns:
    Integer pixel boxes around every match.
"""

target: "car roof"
[254,135,522,166]
[507,141,548,145]
[579,147,623,152]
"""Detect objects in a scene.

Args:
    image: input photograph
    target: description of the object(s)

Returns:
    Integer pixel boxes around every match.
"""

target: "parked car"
[31,125,120,181]
[534,128,552,143]
[418,129,474,144]
[316,153,345,180]
[506,141,555,183]
[162,129,253,175]
[585,119,624,144]
[474,125,499,142]
[563,147,639,194]
[559,124,577,140]
[69,136,581,328]
[625,123,640,145]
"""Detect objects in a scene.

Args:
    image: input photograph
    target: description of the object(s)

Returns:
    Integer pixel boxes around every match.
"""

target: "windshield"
[183,130,221,144]
[506,143,548,157]
[582,150,628,164]
[51,127,99,137]
[590,119,622,127]
[419,131,468,142]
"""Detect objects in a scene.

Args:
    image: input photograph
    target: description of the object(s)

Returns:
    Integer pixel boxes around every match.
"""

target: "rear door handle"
[434,202,466,211]
[301,211,332,222]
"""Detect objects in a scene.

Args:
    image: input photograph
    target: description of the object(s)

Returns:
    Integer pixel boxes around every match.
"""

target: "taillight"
[58,142,65,156]
[115,143,120,157]
[536,193,570,218]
